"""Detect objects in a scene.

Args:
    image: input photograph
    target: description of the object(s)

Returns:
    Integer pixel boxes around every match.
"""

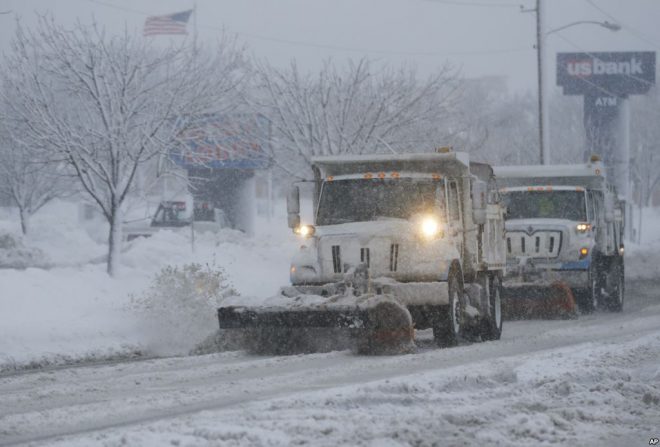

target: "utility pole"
[536,0,545,165]
[524,0,548,165]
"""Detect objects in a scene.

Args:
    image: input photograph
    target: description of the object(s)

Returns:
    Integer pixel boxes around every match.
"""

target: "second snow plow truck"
[494,156,625,318]
[218,150,506,354]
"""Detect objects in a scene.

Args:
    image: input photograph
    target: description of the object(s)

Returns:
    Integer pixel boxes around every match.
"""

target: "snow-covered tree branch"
[1,17,249,275]
[0,119,71,235]
[249,58,462,177]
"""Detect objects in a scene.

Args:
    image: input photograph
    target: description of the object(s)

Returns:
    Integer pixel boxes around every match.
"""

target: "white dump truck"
[218,150,506,353]
[494,157,625,315]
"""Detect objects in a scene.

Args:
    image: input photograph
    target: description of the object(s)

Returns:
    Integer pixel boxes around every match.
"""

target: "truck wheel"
[606,262,624,312]
[433,269,464,347]
[481,275,503,341]
[578,265,600,313]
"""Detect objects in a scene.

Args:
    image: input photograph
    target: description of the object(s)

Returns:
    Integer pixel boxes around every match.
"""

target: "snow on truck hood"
[314,219,416,238]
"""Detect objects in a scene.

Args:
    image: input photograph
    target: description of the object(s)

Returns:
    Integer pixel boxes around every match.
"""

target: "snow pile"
[625,246,660,281]
[0,264,144,372]
[622,207,660,281]
[129,262,237,356]
[0,232,50,269]
[0,200,296,372]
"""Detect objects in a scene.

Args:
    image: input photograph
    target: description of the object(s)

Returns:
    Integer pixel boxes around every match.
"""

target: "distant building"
[169,114,272,235]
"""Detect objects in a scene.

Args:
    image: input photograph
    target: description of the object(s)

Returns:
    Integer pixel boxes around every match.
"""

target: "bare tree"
[1,17,248,275]
[0,128,70,235]
[462,85,584,167]
[250,59,461,177]
[464,88,539,166]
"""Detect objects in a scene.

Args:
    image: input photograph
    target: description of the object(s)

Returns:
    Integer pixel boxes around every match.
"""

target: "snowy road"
[1,280,659,446]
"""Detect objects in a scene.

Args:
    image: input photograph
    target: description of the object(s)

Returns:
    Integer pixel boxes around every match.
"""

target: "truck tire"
[606,261,624,312]
[481,275,503,341]
[579,264,601,314]
[433,268,464,347]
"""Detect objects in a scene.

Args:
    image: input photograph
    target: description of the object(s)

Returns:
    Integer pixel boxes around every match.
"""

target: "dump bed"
[312,152,472,179]
[494,162,606,190]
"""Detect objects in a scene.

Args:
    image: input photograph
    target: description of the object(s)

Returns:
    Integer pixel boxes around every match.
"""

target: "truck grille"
[332,245,342,273]
[360,248,370,267]
[389,244,399,271]
[506,231,561,258]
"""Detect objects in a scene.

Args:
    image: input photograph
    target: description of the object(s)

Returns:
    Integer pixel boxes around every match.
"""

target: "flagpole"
[193,1,198,54]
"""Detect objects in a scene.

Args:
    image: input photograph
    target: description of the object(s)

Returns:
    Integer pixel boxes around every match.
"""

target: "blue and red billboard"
[170,114,271,170]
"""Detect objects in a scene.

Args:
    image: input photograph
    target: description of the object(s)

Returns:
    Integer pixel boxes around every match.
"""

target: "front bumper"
[503,258,590,290]
[217,278,451,332]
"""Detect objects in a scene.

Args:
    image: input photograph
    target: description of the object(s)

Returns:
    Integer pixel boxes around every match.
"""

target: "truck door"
[447,180,464,258]
[592,191,609,253]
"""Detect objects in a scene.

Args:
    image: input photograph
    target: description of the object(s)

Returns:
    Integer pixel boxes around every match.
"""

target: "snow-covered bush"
[0,232,50,269]
[131,263,237,356]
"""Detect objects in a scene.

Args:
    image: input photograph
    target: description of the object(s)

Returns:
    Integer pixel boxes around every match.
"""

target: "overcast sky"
[0,0,658,93]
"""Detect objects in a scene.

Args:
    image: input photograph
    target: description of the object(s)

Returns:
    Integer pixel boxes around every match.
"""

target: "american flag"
[143,10,193,36]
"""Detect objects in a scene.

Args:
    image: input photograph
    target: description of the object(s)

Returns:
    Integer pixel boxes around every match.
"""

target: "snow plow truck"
[494,156,625,318]
[217,149,507,354]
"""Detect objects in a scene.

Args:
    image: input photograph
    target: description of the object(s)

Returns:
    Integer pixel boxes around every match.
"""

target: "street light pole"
[535,0,547,165]
[526,0,621,166]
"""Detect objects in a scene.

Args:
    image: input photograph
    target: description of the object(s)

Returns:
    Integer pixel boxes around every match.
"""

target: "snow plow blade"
[217,299,415,355]
[502,282,577,320]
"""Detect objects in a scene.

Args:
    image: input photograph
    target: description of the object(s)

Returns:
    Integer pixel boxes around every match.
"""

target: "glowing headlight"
[576,223,591,233]
[420,216,441,239]
[294,224,315,238]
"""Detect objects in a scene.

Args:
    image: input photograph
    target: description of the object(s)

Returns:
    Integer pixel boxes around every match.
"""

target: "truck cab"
[286,150,507,345]
[494,159,624,313]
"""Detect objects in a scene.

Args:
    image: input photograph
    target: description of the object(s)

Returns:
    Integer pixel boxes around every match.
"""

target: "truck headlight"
[420,216,442,239]
[576,223,591,233]
[294,224,315,238]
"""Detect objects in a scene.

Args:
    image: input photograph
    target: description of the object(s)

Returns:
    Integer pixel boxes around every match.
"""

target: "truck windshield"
[316,178,442,225]
[502,190,587,221]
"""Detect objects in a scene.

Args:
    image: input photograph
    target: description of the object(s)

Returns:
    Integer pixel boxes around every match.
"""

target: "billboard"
[557,51,655,96]
[170,114,271,170]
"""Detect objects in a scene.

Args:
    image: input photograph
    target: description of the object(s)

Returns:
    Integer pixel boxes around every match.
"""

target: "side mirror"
[472,180,487,225]
[604,193,614,223]
[287,185,301,229]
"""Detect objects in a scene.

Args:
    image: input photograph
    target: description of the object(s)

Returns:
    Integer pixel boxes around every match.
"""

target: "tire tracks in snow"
[1,278,659,446]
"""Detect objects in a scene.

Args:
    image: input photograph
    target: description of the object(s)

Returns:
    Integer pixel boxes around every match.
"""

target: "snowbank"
[49,325,660,447]
[626,207,660,280]
[0,232,50,269]
[0,200,296,372]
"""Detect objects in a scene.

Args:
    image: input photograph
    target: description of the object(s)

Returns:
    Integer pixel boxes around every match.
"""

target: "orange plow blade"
[502,282,578,320]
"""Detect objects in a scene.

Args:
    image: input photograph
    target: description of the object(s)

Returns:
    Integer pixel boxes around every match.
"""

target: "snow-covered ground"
[1,201,659,446]
[2,201,659,372]
[0,200,296,372]
[625,206,660,281]
[1,280,658,446]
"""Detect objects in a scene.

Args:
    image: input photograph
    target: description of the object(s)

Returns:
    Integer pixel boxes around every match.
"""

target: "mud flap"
[217,300,415,355]
[502,282,577,320]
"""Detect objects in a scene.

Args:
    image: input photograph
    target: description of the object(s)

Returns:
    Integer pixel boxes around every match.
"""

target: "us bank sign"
[557,51,655,96]
[555,51,655,214]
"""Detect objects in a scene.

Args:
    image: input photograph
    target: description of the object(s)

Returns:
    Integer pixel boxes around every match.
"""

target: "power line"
[85,0,533,58]
[222,30,532,57]
[584,0,660,50]
[425,0,523,8]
